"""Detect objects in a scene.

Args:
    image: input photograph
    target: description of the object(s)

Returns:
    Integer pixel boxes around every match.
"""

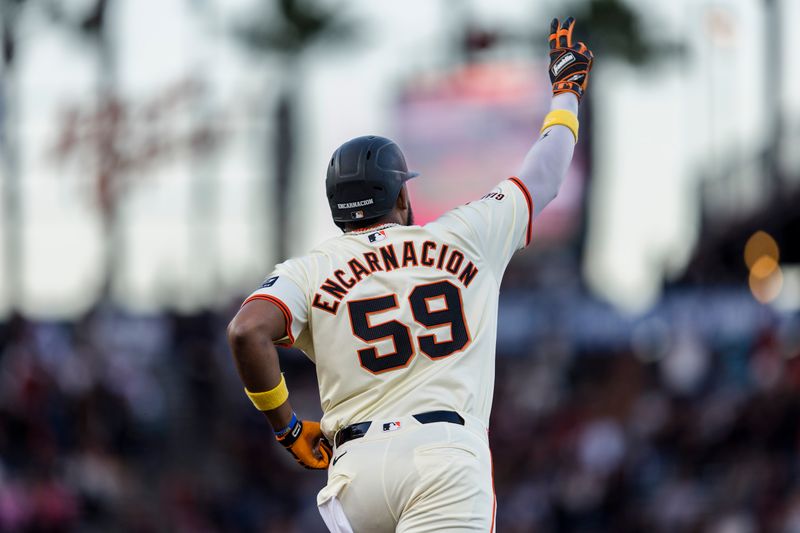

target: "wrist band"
[276,418,303,447]
[274,412,298,437]
[245,374,289,411]
[540,109,579,142]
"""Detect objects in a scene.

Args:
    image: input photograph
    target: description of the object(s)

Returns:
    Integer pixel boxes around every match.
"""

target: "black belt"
[334,410,465,448]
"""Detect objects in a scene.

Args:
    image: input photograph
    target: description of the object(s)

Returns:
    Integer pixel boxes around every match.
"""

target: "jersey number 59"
[347,280,471,374]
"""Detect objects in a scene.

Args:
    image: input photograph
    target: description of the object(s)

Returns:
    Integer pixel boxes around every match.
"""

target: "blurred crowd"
[0,293,798,533]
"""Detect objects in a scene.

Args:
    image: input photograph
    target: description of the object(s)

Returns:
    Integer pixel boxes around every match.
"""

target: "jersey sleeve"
[432,177,533,278]
[242,260,310,348]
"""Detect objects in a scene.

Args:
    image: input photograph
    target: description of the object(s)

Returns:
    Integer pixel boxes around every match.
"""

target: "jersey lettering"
[409,281,471,359]
[436,245,449,269]
[321,277,349,300]
[348,258,370,282]
[421,241,436,266]
[347,281,470,374]
[457,262,479,287]
[481,191,505,201]
[349,294,414,374]
[313,293,340,315]
[364,252,382,272]
[313,240,479,315]
[379,245,399,271]
[445,251,464,274]
[401,241,418,267]
[334,269,356,289]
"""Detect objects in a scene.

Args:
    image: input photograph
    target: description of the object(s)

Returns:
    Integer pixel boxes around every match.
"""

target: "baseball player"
[227,17,593,532]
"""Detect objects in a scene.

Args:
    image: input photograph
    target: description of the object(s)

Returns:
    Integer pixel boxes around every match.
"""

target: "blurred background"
[1,0,799,531]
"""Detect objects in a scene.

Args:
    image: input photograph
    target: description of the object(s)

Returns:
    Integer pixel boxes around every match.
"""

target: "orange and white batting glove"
[275,414,332,470]
[548,17,594,101]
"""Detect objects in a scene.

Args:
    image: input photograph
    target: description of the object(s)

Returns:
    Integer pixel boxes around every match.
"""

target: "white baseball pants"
[317,413,495,532]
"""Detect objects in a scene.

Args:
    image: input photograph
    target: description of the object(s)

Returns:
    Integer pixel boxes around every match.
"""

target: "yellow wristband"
[245,374,289,411]
[540,109,579,143]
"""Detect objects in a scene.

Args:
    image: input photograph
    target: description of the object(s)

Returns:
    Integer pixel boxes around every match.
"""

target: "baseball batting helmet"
[326,135,418,226]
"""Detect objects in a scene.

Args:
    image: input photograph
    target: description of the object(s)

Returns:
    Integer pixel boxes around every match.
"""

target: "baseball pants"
[317,413,495,532]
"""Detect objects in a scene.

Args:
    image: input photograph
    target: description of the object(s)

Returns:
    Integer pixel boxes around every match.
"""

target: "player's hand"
[548,17,594,101]
[276,418,332,470]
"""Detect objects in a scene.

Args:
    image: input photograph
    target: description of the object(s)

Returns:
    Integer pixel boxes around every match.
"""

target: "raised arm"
[518,17,593,218]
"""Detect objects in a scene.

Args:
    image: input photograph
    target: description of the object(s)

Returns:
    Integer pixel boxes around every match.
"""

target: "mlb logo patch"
[382,421,401,432]
[368,230,386,243]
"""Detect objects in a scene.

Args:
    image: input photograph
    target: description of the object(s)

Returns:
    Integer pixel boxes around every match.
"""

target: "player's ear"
[396,186,409,210]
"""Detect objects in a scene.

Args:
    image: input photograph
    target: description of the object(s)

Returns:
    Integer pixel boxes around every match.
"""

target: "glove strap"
[274,412,298,437]
[553,81,585,101]
[541,109,579,143]
[276,418,303,448]
[244,373,289,411]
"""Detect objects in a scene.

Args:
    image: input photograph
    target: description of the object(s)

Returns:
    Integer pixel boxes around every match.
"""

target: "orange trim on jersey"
[508,176,533,247]
[242,294,295,347]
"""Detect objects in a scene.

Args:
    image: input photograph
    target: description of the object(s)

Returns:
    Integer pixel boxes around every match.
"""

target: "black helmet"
[326,135,418,226]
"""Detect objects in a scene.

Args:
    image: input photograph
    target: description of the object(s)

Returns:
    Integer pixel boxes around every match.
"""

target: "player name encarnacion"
[312,240,479,315]
[337,199,374,209]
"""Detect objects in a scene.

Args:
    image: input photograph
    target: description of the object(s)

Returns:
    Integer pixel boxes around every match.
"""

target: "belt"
[334,410,465,448]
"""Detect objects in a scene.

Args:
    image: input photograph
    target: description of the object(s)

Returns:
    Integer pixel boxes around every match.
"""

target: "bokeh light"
[749,265,784,303]
[744,231,783,303]
[750,254,779,279]
[744,230,779,269]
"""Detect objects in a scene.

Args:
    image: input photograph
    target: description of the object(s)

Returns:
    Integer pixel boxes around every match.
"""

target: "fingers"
[313,440,331,469]
[317,437,332,461]
[558,16,575,48]
[307,440,331,469]
[297,438,330,469]
[579,42,594,62]
[319,441,331,461]
[551,16,577,50]
[549,18,559,50]
[320,436,333,454]
[574,41,594,63]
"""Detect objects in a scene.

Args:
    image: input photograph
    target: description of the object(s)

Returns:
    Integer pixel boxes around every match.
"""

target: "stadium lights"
[745,231,783,304]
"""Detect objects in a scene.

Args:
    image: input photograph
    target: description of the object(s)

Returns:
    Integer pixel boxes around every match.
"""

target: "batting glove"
[548,17,594,101]
[276,417,332,470]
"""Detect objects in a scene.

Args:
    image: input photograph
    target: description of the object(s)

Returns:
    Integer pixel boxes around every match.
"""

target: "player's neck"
[344,213,404,233]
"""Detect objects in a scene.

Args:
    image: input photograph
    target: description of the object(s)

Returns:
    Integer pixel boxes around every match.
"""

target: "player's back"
[301,220,499,436]
[245,176,531,438]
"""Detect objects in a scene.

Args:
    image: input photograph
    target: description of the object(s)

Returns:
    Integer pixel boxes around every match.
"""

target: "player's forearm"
[517,93,579,218]
[227,318,294,429]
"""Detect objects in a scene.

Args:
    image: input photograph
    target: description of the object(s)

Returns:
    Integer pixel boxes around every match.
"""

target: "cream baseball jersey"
[245,178,532,438]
